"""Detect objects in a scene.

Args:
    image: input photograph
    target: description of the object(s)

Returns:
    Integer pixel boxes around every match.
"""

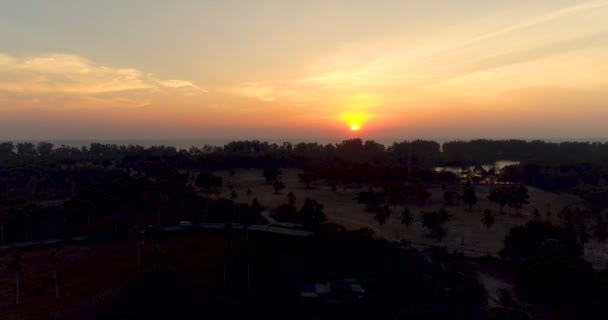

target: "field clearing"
[213,168,608,267]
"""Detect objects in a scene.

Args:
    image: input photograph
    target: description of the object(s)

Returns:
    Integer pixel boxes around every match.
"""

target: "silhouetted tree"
[251,198,263,224]
[300,198,326,229]
[263,167,280,184]
[518,238,594,305]
[0,141,15,156]
[482,209,495,229]
[16,142,36,156]
[230,190,239,221]
[36,142,54,157]
[382,204,392,219]
[532,208,540,220]
[501,220,581,263]
[507,185,529,213]
[272,180,285,194]
[401,207,413,226]
[422,209,451,241]
[298,172,315,189]
[287,192,296,207]
[356,191,384,212]
[443,191,461,206]
[374,209,387,236]
[488,186,509,214]
[131,226,144,270]
[400,207,413,240]
[462,182,478,212]
[414,180,432,205]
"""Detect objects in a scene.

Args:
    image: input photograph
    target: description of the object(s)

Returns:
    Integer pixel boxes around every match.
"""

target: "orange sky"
[1,1,608,140]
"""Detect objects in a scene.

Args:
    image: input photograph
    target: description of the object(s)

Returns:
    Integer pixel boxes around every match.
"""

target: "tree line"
[3,139,608,168]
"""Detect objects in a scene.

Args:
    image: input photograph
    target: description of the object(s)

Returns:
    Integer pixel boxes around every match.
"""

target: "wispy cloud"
[226,82,316,102]
[0,53,204,94]
[228,0,608,107]
[0,53,207,111]
[451,0,608,51]
[159,79,204,91]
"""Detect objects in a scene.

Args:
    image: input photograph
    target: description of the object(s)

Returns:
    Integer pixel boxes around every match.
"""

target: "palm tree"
[421,209,451,242]
[131,226,144,270]
[374,210,387,237]
[287,192,296,207]
[273,179,285,194]
[482,209,495,229]
[48,249,59,298]
[251,198,263,225]
[400,207,413,239]
[462,182,478,212]
[9,249,23,305]
[230,190,238,222]
[401,207,412,226]
[382,204,392,219]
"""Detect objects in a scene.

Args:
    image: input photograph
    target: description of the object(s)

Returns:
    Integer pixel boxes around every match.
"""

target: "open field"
[212,168,608,267]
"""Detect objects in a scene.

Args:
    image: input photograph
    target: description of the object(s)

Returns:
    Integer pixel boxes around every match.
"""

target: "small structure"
[299,279,365,303]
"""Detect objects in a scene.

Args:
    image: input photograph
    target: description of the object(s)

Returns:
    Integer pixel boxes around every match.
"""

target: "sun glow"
[340,112,374,132]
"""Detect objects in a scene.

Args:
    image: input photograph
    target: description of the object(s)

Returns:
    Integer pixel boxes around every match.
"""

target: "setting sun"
[340,112,374,132]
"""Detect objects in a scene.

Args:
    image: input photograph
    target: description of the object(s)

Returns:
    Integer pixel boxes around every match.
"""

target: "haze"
[1,0,608,140]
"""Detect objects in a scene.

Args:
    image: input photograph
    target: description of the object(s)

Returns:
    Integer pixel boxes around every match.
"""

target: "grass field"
[212,168,608,267]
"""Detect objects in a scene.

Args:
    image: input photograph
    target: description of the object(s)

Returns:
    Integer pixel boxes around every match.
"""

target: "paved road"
[0,222,312,250]
[260,210,303,228]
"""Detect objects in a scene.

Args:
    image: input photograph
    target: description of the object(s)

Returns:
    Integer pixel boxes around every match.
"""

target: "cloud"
[159,79,205,91]
[227,0,608,108]
[452,0,608,51]
[0,53,205,109]
[227,82,301,102]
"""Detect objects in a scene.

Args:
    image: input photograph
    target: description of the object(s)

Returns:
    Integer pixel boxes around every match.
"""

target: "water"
[435,160,520,173]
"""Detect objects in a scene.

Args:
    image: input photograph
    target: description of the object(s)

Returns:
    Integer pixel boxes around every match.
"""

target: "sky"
[1,0,607,141]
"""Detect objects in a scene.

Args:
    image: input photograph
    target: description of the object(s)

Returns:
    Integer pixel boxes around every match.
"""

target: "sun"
[340,112,373,132]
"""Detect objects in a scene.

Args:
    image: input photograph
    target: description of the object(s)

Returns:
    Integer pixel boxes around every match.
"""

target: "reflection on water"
[435,160,520,173]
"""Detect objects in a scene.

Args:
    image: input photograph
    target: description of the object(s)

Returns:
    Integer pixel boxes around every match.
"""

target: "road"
[0,221,312,250]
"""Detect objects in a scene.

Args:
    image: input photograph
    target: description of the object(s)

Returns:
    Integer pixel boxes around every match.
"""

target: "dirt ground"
[212,168,608,267]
